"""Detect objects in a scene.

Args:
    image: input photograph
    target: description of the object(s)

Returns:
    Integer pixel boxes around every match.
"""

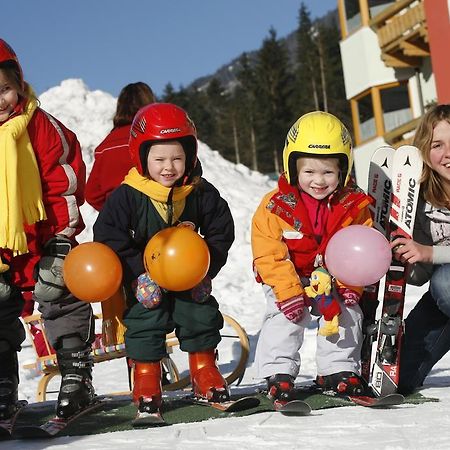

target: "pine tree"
[254,28,293,174]
[295,3,320,114]
[235,53,260,170]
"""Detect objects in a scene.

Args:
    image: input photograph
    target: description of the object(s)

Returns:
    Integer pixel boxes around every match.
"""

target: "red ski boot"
[132,361,163,414]
[267,374,296,402]
[316,371,366,396]
[189,349,230,402]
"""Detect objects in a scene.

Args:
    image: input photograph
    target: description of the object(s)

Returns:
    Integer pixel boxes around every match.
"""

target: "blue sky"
[3,1,337,98]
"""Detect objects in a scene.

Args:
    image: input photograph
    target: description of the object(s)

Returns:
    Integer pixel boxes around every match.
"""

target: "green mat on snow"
[14,391,437,437]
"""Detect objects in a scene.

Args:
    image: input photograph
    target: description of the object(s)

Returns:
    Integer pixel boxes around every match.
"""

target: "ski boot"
[132,361,162,414]
[189,349,230,402]
[266,374,304,402]
[55,337,95,419]
[0,340,19,420]
[315,371,367,396]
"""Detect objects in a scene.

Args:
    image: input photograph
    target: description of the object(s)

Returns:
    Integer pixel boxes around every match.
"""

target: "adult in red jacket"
[85,82,155,211]
[0,39,94,420]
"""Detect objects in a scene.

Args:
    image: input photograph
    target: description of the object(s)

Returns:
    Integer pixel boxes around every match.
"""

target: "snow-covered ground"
[4,80,450,449]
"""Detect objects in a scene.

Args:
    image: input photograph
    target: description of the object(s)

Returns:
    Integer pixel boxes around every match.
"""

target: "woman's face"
[429,119,450,184]
[0,70,19,123]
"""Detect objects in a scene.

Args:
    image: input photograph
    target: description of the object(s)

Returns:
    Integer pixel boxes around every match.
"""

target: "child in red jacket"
[0,39,94,420]
[85,82,155,211]
[252,112,373,403]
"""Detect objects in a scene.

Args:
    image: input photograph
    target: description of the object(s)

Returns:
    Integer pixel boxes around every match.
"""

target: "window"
[380,84,412,132]
[356,93,376,141]
[368,0,395,19]
[344,0,362,34]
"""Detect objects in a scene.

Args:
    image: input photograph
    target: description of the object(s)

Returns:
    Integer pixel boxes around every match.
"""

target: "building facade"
[337,0,449,191]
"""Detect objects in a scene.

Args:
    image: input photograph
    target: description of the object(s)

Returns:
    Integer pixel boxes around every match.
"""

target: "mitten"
[276,295,305,323]
[132,273,162,309]
[191,276,212,303]
[338,287,361,307]
[0,273,11,302]
[34,237,73,301]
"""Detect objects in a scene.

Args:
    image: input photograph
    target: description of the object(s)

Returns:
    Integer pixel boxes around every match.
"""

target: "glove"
[0,273,11,302]
[132,272,162,309]
[338,287,361,307]
[191,276,212,303]
[34,237,73,301]
[276,295,305,323]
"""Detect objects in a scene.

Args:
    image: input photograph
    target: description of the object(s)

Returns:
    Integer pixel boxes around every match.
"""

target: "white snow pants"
[255,284,363,379]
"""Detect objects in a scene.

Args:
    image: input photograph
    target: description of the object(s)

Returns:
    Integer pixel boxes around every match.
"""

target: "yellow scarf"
[123,167,194,223]
[0,88,47,261]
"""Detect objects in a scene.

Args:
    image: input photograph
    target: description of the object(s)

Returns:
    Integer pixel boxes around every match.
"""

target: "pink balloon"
[325,225,391,286]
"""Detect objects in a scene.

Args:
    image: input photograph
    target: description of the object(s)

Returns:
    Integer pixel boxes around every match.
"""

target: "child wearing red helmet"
[93,103,235,421]
[0,39,95,420]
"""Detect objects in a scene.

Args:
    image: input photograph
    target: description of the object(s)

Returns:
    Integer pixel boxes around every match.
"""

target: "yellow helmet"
[282,111,353,186]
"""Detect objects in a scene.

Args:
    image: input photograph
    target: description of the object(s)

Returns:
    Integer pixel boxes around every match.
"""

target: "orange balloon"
[63,242,122,302]
[144,227,210,291]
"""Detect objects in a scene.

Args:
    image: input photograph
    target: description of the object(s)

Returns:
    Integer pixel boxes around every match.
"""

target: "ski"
[132,409,166,427]
[345,393,404,407]
[320,390,404,407]
[368,145,423,396]
[0,401,27,439]
[189,395,260,412]
[360,145,395,382]
[273,399,312,416]
[294,384,403,408]
[12,398,104,439]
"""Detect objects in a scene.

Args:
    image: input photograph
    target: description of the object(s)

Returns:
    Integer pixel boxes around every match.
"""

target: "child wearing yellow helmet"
[251,111,373,402]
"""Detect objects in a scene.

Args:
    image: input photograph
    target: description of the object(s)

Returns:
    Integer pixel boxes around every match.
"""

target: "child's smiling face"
[296,157,340,200]
[147,141,186,187]
[0,69,19,123]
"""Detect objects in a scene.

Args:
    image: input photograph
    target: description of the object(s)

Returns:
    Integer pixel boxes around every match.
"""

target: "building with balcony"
[337,0,450,191]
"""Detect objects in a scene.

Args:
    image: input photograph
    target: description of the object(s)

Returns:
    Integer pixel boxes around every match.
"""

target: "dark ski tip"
[273,399,312,416]
[132,411,166,427]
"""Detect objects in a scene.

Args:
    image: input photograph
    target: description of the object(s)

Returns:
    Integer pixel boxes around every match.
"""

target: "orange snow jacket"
[251,173,372,304]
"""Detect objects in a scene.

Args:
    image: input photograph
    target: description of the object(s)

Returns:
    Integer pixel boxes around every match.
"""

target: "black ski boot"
[0,340,19,420]
[266,374,300,402]
[316,371,367,396]
[56,340,95,419]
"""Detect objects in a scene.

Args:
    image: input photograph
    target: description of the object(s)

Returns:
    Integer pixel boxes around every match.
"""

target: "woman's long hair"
[113,82,155,127]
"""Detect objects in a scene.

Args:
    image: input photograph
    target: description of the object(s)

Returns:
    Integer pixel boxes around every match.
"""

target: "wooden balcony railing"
[371,0,429,68]
[384,116,421,145]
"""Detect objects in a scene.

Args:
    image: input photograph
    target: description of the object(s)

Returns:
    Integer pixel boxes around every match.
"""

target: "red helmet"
[0,39,24,89]
[129,103,198,179]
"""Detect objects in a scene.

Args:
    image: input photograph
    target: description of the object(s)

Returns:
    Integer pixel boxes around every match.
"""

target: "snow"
[4,79,450,449]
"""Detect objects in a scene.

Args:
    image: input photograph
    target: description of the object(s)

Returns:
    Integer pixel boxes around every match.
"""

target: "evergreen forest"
[161,3,349,176]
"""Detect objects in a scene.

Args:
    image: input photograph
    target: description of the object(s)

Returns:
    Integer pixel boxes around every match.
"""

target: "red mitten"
[338,287,361,306]
[277,295,305,323]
